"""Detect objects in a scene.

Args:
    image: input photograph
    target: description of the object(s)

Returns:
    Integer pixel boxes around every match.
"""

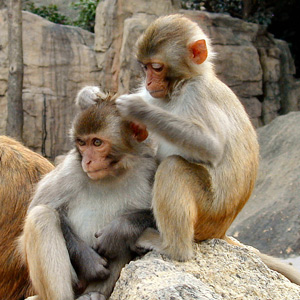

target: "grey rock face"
[110,240,300,300]
[229,112,300,257]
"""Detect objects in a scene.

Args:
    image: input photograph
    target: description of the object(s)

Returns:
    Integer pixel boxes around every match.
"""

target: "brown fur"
[0,136,54,300]
[19,97,157,300]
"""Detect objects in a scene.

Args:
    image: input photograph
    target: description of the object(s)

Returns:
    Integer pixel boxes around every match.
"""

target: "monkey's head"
[136,14,214,99]
[70,96,148,180]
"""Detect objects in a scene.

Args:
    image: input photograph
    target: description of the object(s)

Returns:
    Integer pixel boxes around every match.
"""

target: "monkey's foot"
[76,292,106,300]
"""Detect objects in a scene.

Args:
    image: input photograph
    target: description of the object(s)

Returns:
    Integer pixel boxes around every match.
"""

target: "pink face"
[76,135,117,180]
[143,62,169,99]
[76,123,149,181]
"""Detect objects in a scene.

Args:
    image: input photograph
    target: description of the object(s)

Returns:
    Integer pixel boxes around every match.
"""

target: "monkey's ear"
[188,39,208,65]
[130,122,149,142]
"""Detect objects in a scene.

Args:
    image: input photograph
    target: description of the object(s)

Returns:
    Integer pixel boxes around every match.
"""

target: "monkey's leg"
[152,155,213,261]
[23,205,77,300]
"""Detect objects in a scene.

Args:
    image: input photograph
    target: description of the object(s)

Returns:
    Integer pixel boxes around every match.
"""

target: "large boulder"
[229,112,300,257]
[110,239,300,300]
[0,10,100,159]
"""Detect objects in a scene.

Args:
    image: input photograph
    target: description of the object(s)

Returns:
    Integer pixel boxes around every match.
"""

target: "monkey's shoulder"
[29,150,85,208]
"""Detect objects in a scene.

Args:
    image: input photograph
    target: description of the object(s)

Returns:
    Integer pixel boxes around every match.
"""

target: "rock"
[94,0,177,93]
[0,9,100,159]
[229,112,300,257]
[1,2,299,156]
[110,239,300,300]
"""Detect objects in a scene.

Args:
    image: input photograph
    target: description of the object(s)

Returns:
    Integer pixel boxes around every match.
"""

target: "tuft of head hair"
[136,14,215,78]
[70,94,120,141]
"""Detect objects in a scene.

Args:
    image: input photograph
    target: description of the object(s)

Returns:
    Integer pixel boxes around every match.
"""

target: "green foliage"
[71,0,100,32]
[23,1,70,25]
[23,0,100,32]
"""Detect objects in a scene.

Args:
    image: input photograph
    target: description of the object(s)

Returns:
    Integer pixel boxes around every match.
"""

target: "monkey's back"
[0,136,54,300]
[205,77,260,230]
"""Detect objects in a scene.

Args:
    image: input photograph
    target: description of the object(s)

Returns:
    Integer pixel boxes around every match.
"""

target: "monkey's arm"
[59,211,110,283]
[94,209,156,258]
[116,94,226,165]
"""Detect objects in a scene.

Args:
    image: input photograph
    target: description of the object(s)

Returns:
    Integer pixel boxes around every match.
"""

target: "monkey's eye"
[151,63,164,72]
[76,139,86,146]
[93,138,103,147]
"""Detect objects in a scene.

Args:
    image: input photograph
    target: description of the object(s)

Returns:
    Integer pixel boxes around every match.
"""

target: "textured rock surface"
[94,0,178,93]
[1,1,299,156]
[0,9,100,159]
[229,112,300,257]
[110,239,300,300]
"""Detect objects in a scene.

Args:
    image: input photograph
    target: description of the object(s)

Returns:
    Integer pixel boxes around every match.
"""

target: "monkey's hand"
[72,242,110,282]
[94,220,130,259]
[116,94,150,122]
[95,210,156,258]
[75,86,105,110]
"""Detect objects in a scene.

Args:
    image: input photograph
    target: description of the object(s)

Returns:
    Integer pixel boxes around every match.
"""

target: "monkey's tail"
[256,252,300,285]
[224,236,300,285]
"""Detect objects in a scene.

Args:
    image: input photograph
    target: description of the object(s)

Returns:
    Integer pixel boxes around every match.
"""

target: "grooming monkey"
[79,15,300,284]
[20,95,157,300]
[0,136,54,300]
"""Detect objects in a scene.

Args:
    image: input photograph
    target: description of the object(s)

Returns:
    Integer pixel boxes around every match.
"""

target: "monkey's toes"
[76,291,106,300]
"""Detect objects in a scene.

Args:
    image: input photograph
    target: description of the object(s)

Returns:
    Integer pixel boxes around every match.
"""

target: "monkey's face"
[140,61,169,99]
[76,134,120,180]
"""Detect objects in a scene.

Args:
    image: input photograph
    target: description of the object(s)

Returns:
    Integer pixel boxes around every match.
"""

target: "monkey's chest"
[67,190,128,247]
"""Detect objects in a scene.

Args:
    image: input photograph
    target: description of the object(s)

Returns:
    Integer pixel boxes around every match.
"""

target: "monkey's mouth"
[88,160,119,173]
[87,158,122,176]
[149,89,165,98]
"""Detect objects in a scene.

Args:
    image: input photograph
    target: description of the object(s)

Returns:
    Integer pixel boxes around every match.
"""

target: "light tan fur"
[117,14,259,259]
[20,96,157,300]
[116,14,300,285]
[20,205,76,300]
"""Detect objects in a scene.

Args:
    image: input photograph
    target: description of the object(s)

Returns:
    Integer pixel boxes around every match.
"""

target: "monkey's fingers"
[96,265,110,280]
[74,279,88,296]
[85,262,110,281]
[115,95,137,119]
[93,242,119,260]
[94,231,121,259]
[94,230,102,238]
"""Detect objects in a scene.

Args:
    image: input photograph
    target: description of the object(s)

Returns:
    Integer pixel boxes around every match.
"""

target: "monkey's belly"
[67,191,127,247]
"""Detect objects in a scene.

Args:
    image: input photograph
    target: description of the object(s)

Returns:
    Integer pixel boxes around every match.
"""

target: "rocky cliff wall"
[0,1,299,157]
[0,10,100,158]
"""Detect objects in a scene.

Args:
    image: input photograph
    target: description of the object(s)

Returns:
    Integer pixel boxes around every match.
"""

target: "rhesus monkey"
[0,136,54,300]
[20,95,157,300]
[114,14,299,284]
